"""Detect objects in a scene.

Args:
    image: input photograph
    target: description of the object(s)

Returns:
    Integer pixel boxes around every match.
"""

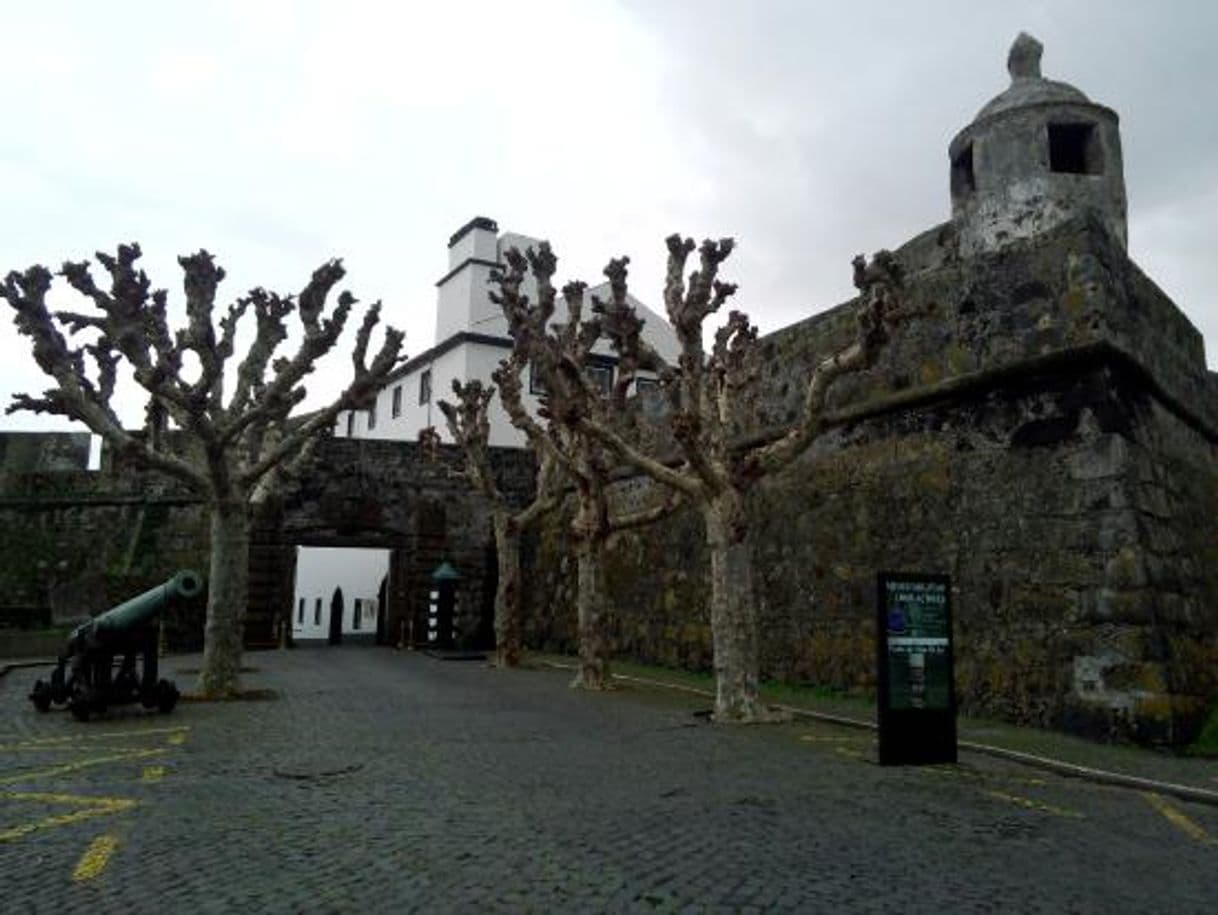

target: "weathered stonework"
[0,431,91,473]
[949,32,1127,257]
[263,438,535,652]
[0,437,534,654]
[0,449,208,633]
[523,213,1218,746]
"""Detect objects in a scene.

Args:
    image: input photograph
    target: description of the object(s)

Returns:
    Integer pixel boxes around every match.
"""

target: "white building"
[292,546,390,644]
[335,216,680,447]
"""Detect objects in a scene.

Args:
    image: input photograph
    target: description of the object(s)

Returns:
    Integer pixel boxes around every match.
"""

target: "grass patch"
[1184,704,1218,758]
[760,680,867,705]
[587,657,876,718]
[565,654,1218,788]
[607,659,714,691]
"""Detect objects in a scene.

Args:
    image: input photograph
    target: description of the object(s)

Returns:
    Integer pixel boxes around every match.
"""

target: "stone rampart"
[524,218,1218,746]
[0,434,534,652]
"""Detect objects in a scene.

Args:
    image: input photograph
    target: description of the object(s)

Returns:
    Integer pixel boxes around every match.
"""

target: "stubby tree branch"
[539,234,909,722]
[1,243,406,698]
[1,262,208,490]
[745,251,905,477]
[490,244,688,688]
[433,374,562,666]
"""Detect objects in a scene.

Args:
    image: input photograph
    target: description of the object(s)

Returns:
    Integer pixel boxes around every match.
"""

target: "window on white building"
[419,369,432,405]
[345,412,354,437]
[313,598,321,626]
[586,363,613,396]
[530,361,613,396]
[297,597,305,624]
[352,599,362,630]
[528,361,546,396]
[367,403,377,430]
[635,377,659,396]
[391,385,402,418]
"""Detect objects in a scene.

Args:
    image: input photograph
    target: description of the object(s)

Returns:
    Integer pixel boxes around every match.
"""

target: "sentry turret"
[949,33,1127,257]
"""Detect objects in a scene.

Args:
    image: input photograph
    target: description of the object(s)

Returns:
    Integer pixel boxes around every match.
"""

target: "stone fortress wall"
[0,434,210,635]
[0,434,535,655]
[523,215,1218,745]
[520,35,1218,746]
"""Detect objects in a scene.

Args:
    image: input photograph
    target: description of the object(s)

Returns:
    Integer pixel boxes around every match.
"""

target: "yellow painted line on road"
[921,765,1048,787]
[799,734,866,744]
[72,833,119,881]
[12,725,190,746]
[1,726,191,755]
[834,746,867,761]
[140,766,166,783]
[5,735,78,747]
[0,749,165,786]
[0,792,136,842]
[1,790,135,806]
[0,743,162,754]
[1142,792,1217,845]
[984,789,1084,819]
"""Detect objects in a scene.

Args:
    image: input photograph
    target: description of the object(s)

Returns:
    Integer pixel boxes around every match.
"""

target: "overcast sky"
[2,0,1215,432]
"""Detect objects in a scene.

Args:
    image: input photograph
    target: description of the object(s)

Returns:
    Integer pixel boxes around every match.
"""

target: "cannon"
[29,570,203,721]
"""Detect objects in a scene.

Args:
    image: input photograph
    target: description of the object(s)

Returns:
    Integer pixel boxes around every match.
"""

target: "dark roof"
[385,331,513,385]
[448,216,498,249]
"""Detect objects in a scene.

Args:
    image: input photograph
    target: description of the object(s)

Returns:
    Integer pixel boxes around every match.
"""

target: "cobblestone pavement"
[1,648,1215,914]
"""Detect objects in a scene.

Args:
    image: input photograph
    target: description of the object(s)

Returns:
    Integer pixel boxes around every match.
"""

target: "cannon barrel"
[94,570,204,633]
[36,571,198,719]
[66,569,203,654]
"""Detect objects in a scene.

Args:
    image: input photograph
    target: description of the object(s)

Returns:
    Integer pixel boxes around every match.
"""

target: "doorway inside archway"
[328,587,344,645]
[291,546,391,645]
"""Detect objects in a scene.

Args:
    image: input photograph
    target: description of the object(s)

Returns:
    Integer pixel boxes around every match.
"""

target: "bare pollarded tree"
[1,244,404,697]
[489,245,681,689]
[425,362,561,668]
[536,235,907,721]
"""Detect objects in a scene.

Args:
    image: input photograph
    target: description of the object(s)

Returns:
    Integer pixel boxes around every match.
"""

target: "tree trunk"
[571,534,612,690]
[492,514,523,668]
[704,489,777,723]
[199,499,250,697]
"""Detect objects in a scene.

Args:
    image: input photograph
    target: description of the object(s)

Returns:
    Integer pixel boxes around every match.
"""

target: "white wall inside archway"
[292,546,391,641]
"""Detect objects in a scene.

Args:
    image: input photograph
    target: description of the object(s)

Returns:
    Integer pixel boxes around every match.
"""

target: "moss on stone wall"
[525,356,1218,747]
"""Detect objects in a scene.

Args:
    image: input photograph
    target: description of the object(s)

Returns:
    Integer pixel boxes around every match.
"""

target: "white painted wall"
[333,219,682,448]
[464,342,532,447]
[447,221,498,268]
[436,228,542,341]
[292,546,390,640]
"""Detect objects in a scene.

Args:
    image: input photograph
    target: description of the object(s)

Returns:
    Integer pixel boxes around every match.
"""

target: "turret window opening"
[951,143,976,197]
[1048,122,1103,175]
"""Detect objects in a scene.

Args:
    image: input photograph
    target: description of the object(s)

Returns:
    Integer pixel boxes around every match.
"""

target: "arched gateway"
[246,437,535,653]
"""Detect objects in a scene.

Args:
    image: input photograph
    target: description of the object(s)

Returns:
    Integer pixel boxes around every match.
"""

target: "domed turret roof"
[975,33,1091,121]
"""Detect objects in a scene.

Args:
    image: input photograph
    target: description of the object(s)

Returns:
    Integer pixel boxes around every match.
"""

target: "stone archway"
[248,437,537,652]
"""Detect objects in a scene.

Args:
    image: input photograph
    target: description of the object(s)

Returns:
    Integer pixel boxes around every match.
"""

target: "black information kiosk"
[876,572,957,765]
